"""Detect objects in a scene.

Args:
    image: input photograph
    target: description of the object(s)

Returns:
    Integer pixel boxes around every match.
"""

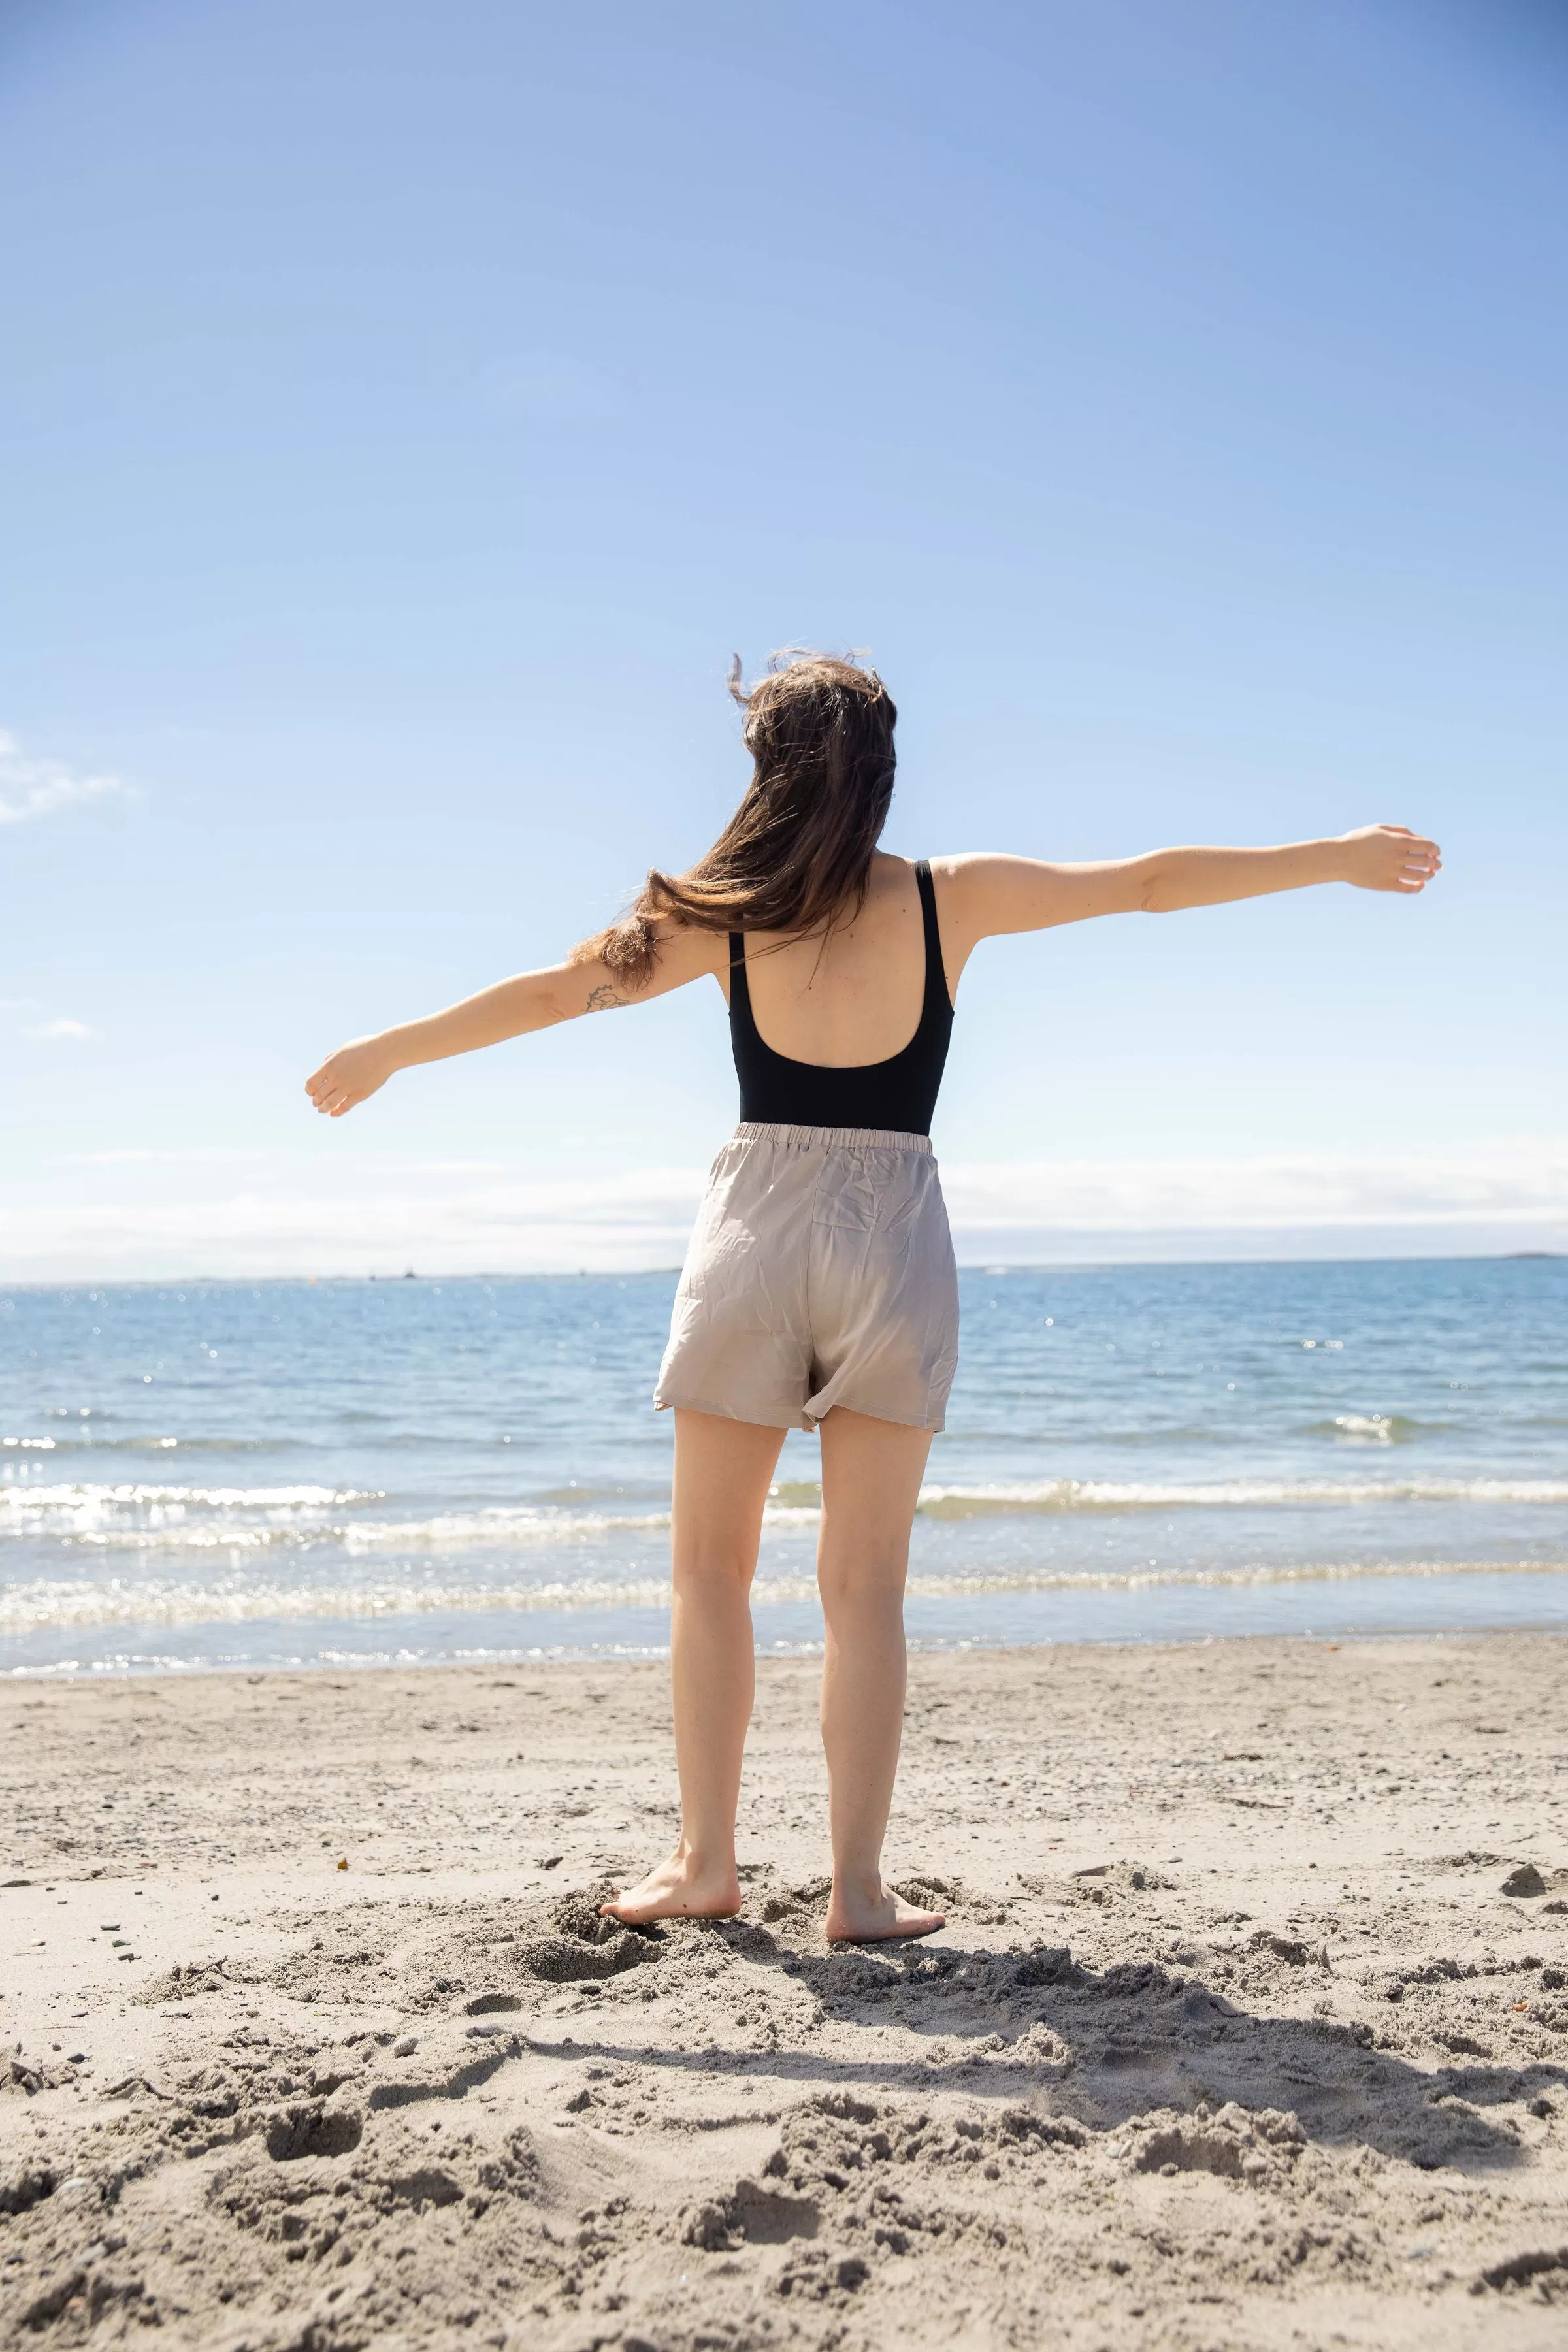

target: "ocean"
[3,1256,1565,1676]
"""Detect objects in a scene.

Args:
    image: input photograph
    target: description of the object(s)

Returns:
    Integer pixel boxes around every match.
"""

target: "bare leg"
[602,1407,786,1925]
[817,1407,945,1943]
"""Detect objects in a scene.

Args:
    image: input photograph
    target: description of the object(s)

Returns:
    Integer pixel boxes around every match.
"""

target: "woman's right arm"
[304,922,726,1118]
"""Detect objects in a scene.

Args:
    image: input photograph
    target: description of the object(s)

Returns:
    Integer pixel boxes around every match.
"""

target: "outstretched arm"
[938,825,1441,972]
[304,921,725,1117]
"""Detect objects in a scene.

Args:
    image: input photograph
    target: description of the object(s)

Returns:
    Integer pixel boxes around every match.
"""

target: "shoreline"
[7,1571,1568,1681]
[3,1631,1566,2346]
[5,1601,1568,1684]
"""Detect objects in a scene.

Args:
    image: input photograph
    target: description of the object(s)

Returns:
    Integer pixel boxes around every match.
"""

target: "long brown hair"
[577,650,897,990]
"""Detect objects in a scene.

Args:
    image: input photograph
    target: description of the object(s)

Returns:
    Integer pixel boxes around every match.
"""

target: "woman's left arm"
[937,824,1441,973]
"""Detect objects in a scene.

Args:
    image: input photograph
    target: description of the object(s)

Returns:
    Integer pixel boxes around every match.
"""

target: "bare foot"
[600,1848,741,1927]
[825,1883,946,1944]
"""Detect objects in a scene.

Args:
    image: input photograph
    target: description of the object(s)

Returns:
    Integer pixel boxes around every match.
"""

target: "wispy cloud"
[54,1147,260,1166]
[24,1017,93,1041]
[5,998,97,1042]
[0,730,130,825]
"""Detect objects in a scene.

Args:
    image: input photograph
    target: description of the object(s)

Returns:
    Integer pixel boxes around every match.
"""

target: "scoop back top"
[728,859,954,1137]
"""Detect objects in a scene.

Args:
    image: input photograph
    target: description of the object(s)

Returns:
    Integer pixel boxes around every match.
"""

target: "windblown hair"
[576,650,897,991]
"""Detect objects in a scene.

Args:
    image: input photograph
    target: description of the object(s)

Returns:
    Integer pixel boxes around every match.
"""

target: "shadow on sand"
[531,1916,1565,2174]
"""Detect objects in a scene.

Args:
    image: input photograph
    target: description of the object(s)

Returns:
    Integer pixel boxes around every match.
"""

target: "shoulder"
[922,854,1073,954]
[881,851,1005,921]
[924,852,1027,913]
[647,917,730,983]
[926,852,1036,881]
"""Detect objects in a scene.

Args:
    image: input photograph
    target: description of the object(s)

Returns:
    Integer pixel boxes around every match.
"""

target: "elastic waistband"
[732,1122,932,1156]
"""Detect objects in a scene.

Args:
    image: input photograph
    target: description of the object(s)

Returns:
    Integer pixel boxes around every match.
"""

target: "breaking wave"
[5,1473,1568,1559]
[3,1554,1565,1635]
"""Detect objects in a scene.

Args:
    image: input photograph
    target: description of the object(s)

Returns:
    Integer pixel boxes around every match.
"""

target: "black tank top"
[728,860,954,1136]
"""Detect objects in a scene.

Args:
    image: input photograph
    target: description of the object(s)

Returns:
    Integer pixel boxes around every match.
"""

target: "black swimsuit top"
[728,860,954,1137]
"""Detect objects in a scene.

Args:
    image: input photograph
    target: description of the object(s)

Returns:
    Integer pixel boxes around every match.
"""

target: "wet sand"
[3,1631,1567,2348]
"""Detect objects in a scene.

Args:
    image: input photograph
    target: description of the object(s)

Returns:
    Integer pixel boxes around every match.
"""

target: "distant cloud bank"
[1,1143,1564,1280]
[942,1148,1568,1234]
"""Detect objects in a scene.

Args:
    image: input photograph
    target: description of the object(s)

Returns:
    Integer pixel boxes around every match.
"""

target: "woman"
[306,651,1440,1942]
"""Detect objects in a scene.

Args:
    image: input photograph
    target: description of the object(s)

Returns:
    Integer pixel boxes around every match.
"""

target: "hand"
[305,1034,398,1117]
[1337,825,1442,894]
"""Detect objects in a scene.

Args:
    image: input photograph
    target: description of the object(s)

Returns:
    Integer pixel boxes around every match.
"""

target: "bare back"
[719,852,960,1066]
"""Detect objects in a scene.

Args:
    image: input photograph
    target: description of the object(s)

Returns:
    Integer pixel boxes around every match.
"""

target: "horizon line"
[2,1247,1562,1292]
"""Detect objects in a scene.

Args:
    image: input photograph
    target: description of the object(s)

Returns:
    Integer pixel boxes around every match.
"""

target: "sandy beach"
[3,1631,1566,2348]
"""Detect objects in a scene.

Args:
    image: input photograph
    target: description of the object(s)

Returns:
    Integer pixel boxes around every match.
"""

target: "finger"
[1384,828,1441,857]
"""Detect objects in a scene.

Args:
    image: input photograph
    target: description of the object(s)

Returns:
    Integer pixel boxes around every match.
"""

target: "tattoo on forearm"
[585,984,626,1013]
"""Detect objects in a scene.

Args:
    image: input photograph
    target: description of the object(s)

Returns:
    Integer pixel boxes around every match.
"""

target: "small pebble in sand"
[1500,1863,1546,1897]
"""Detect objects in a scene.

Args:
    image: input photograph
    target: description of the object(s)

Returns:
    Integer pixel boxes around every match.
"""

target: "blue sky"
[4,0,1565,1275]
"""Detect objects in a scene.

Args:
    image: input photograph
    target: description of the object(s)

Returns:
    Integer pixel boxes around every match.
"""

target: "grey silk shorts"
[654,1123,960,1433]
